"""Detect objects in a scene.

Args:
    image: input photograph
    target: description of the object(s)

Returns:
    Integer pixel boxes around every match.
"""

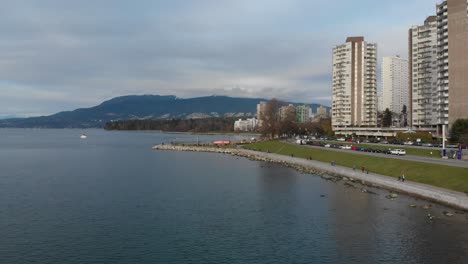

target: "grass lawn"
[244,141,468,193]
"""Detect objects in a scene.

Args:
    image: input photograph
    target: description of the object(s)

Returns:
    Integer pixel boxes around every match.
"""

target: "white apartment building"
[234,118,258,132]
[332,36,377,130]
[382,56,409,114]
[409,16,439,128]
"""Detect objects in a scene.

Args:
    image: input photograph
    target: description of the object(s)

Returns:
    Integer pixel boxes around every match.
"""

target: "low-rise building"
[234,118,258,132]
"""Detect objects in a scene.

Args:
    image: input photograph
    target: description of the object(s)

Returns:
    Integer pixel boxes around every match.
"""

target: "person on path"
[353,165,356,171]
[361,166,365,173]
[366,168,369,174]
[402,174,405,182]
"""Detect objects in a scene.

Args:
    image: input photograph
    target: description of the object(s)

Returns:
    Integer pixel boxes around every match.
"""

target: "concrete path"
[294,143,468,168]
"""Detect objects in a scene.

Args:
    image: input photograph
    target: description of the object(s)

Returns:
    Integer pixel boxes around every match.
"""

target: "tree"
[401,105,408,127]
[450,119,468,143]
[279,106,297,136]
[259,98,281,139]
[383,108,392,127]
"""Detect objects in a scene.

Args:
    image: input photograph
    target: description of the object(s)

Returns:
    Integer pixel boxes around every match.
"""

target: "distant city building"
[316,105,328,118]
[279,104,296,121]
[332,36,378,130]
[409,16,438,129]
[377,93,384,112]
[234,118,258,132]
[296,105,312,123]
[382,56,409,114]
[256,101,267,127]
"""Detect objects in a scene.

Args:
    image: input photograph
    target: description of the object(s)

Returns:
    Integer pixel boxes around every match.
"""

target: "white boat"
[80,134,88,139]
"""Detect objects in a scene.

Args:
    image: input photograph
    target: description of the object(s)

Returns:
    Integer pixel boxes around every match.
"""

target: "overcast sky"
[0,0,438,117]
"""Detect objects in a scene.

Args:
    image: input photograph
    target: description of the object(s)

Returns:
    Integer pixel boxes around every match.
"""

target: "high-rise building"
[382,56,409,114]
[409,0,468,131]
[409,16,439,129]
[436,0,468,129]
[377,93,384,112]
[296,105,311,123]
[332,36,377,130]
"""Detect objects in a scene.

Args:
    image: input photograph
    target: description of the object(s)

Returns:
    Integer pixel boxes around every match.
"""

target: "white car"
[337,138,346,142]
[340,145,352,150]
[324,144,331,148]
[390,149,406,155]
[404,141,413,146]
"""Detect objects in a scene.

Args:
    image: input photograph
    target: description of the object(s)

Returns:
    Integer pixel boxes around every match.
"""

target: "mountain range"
[0,95,329,128]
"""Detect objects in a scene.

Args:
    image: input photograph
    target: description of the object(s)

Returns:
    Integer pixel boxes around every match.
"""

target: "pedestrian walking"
[402,174,405,182]
[361,166,365,173]
[366,168,369,174]
[353,165,356,171]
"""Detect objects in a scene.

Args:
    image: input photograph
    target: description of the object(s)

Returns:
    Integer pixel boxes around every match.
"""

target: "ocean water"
[0,129,467,264]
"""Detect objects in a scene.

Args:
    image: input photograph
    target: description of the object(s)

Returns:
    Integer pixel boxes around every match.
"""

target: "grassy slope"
[244,141,468,193]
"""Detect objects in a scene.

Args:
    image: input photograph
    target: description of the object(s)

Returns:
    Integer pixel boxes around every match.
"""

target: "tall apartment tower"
[332,37,378,130]
[437,0,468,129]
[409,16,439,128]
[382,56,409,114]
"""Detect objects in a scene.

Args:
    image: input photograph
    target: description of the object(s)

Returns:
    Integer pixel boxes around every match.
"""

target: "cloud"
[0,0,439,116]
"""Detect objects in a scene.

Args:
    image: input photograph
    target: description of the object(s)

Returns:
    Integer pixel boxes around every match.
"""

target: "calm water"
[0,129,467,264]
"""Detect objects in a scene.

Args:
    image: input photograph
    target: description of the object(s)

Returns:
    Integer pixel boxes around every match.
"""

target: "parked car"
[422,143,433,147]
[404,141,413,146]
[337,138,346,142]
[390,149,406,155]
[324,144,331,148]
[380,140,389,144]
[340,145,352,150]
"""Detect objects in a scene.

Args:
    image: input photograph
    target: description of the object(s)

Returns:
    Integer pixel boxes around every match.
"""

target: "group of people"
[351,165,369,174]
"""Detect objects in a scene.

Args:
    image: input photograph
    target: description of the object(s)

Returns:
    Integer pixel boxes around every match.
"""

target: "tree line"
[104,118,239,133]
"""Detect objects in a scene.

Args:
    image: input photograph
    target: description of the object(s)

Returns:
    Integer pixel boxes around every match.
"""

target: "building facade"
[279,104,296,121]
[234,118,258,132]
[409,16,439,129]
[296,105,312,123]
[332,36,378,130]
[437,0,468,129]
[317,105,328,117]
[382,56,409,114]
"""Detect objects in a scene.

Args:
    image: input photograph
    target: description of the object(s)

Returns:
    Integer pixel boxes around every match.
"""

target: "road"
[314,139,458,150]
[292,142,468,168]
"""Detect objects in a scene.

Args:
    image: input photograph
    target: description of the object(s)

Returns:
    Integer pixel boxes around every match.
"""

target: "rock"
[410,204,417,208]
[342,177,349,181]
[422,205,432,210]
[386,193,398,199]
[344,182,356,188]
[443,211,454,217]
[320,194,326,198]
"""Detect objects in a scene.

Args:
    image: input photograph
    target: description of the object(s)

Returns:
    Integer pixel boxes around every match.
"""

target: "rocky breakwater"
[153,144,468,211]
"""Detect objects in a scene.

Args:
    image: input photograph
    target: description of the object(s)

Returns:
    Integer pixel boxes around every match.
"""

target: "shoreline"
[153,144,468,211]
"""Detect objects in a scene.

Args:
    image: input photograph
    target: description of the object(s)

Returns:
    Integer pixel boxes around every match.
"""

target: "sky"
[0,0,439,118]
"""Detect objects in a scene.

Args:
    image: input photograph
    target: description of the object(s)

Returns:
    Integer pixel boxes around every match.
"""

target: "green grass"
[309,140,441,158]
[244,141,468,193]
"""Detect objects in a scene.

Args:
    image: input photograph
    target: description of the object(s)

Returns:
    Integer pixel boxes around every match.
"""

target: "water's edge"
[153,144,468,211]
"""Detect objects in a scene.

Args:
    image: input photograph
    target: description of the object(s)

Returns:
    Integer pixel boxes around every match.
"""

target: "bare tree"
[259,98,281,139]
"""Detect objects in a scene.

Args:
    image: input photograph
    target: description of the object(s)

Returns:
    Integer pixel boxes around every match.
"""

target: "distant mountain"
[0,95,329,128]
